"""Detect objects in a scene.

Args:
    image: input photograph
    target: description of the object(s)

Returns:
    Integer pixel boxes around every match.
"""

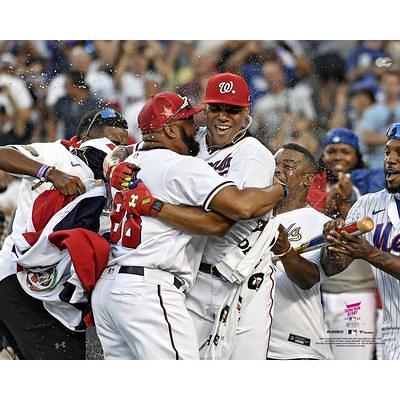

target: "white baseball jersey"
[195,127,276,264]
[345,189,400,359]
[185,128,277,359]
[0,141,96,282]
[108,149,235,288]
[268,207,333,360]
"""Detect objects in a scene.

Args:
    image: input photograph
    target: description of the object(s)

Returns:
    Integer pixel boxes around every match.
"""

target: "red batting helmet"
[202,73,250,107]
[138,92,204,134]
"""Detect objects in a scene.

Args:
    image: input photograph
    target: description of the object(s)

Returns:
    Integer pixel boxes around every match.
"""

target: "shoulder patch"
[20,145,39,157]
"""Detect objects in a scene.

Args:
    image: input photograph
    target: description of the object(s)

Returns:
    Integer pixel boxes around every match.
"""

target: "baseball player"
[107,73,280,359]
[92,92,286,360]
[268,143,333,360]
[0,109,128,359]
[323,122,400,360]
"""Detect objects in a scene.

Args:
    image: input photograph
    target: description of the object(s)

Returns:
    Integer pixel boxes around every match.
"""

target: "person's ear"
[303,173,315,188]
[163,124,177,139]
[243,107,250,117]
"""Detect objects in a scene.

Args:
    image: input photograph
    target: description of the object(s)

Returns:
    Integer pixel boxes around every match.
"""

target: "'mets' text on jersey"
[346,190,400,333]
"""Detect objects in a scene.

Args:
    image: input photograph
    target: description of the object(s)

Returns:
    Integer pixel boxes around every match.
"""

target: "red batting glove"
[122,179,164,218]
[107,162,140,190]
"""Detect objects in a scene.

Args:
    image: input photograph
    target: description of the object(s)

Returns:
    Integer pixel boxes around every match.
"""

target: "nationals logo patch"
[218,81,235,94]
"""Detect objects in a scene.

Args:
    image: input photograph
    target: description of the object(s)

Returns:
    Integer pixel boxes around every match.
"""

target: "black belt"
[119,265,183,289]
[199,262,223,278]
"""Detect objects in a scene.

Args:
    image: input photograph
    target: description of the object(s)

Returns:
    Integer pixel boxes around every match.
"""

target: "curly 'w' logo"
[218,81,234,94]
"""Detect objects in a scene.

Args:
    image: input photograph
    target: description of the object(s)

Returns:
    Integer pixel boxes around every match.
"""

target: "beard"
[385,180,400,193]
[182,129,200,156]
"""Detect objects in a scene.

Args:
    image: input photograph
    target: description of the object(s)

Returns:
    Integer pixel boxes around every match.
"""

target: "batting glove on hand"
[108,162,140,190]
[122,179,164,218]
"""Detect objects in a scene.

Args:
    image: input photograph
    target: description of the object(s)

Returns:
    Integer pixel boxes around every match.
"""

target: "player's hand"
[335,172,353,199]
[271,224,291,255]
[322,218,345,242]
[46,168,86,196]
[121,179,162,218]
[108,162,140,190]
[324,230,376,260]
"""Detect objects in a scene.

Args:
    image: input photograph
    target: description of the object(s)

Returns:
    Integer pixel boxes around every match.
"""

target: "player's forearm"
[238,184,285,219]
[210,184,285,221]
[279,250,320,290]
[364,248,400,280]
[158,204,234,236]
[0,147,44,177]
[320,247,351,277]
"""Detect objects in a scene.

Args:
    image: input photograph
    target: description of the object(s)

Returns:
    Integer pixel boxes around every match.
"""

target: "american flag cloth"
[11,185,110,331]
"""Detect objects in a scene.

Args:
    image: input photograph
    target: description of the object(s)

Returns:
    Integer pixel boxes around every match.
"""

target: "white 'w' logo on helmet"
[218,81,234,94]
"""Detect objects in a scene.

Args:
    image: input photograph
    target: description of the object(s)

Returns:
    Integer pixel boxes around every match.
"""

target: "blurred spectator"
[311,50,346,133]
[253,60,315,151]
[115,41,167,115]
[330,85,376,138]
[48,70,103,140]
[359,69,400,168]
[0,81,33,144]
[124,73,162,143]
[0,53,33,135]
[346,41,389,84]
[178,50,217,103]
[223,41,312,106]
[46,44,116,109]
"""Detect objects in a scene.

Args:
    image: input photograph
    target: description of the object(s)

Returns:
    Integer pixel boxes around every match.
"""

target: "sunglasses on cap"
[83,108,122,138]
[163,96,192,126]
[386,123,400,140]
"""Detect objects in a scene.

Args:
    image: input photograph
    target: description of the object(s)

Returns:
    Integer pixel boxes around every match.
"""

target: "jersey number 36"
[109,192,142,248]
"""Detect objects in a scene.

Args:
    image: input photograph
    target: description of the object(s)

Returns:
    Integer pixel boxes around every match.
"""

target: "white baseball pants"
[92,266,199,360]
[185,269,275,359]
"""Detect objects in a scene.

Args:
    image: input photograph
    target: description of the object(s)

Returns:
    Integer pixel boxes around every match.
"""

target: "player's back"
[196,128,275,264]
[109,148,232,287]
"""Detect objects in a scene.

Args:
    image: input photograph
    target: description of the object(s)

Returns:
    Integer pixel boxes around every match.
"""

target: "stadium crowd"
[1,40,400,360]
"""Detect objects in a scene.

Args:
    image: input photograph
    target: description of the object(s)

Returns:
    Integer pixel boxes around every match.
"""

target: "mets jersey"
[268,207,333,360]
[345,190,400,359]
[108,149,235,288]
[195,127,276,264]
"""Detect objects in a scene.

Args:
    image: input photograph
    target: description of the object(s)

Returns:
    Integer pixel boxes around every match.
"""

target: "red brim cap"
[174,104,205,120]
[202,98,249,107]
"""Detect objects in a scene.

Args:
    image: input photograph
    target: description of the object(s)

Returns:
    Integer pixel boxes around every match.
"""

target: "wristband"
[275,244,292,258]
[44,166,55,182]
[36,164,50,181]
[32,165,54,191]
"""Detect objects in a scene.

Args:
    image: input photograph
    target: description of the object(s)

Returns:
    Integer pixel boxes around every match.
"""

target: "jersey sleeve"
[6,143,57,179]
[227,144,275,189]
[9,142,54,164]
[164,157,236,211]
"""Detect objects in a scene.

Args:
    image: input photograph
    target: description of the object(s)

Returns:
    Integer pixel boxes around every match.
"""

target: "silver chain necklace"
[206,115,253,153]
